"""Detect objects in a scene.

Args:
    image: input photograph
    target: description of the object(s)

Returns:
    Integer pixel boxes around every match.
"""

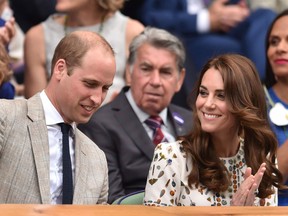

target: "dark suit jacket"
[78,87,193,203]
[0,94,108,204]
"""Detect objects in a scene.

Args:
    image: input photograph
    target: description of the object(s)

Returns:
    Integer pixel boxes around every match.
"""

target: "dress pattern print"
[143,140,277,206]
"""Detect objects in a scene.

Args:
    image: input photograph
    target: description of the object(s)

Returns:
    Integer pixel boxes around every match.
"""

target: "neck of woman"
[211,132,240,158]
[65,10,107,27]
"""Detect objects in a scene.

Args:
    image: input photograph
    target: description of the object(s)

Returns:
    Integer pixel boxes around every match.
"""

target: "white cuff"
[197,9,210,33]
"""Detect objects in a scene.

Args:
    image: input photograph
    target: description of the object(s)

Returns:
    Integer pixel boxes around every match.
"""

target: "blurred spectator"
[24,0,144,103]
[0,0,17,99]
[121,0,145,21]
[0,0,15,46]
[263,9,288,206]
[9,22,25,96]
[249,0,288,14]
[138,0,276,92]
[9,0,56,33]
[0,42,14,99]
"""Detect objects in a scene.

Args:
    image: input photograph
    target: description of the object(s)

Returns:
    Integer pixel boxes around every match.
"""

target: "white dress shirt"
[40,91,76,204]
[125,89,176,142]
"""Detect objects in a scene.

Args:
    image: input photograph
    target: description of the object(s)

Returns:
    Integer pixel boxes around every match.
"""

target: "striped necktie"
[145,116,168,145]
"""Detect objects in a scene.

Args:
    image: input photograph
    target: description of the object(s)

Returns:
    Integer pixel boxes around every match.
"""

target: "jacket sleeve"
[78,118,126,204]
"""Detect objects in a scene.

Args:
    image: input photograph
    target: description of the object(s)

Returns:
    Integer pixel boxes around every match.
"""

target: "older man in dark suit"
[79,27,193,204]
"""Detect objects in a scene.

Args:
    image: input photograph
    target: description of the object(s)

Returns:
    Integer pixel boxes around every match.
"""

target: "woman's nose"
[204,96,216,108]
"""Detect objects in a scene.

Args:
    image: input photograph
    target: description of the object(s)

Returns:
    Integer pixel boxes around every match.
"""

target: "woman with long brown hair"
[144,54,284,206]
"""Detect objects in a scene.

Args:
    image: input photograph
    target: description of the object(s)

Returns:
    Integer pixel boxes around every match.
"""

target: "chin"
[55,3,69,12]
[201,126,217,133]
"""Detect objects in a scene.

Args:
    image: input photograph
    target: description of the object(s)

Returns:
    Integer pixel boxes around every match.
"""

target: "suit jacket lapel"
[27,94,50,204]
[73,129,88,204]
[168,105,187,136]
[113,90,155,160]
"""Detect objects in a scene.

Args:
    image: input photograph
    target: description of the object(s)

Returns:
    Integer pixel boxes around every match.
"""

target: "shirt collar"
[40,90,76,131]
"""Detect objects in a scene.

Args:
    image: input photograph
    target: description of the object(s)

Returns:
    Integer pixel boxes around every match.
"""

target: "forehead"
[271,16,288,34]
[82,45,114,63]
[136,43,177,64]
[201,67,224,88]
[74,46,115,77]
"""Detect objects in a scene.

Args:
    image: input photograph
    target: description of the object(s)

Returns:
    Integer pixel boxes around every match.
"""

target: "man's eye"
[161,70,172,75]
[84,81,96,88]
[141,67,150,71]
[103,86,110,91]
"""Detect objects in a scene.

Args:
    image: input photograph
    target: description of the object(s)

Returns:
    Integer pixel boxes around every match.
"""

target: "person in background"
[144,54,284,206]
[0,31,116,204]
[0,0,15,99]
[138,0,276,94]
[24,0,144,104]
[0,43,7,84]
[9,0,56,33]
[78,27,193,204]
[249,0,288,14]
[0,42,14,99]
[0,0,25,97]
[0,0,15,46]
[263,9,288,206]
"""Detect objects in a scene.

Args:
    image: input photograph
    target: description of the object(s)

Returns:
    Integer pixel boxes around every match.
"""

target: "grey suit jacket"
[0,94,108,204]
[78,87,193,203]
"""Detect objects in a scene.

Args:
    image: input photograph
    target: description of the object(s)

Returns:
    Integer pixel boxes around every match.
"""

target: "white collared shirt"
[125,90,176,142]
[40,91,76,204]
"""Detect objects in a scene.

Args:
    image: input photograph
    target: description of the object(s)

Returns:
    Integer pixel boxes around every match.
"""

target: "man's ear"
[125,64,132,86]
[175,68,186,92]
[53,59,67,79]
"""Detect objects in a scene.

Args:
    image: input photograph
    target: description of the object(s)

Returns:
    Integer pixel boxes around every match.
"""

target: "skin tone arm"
[276,139,288,183]
[231,163,266,206]
[0,17,15,45]
[209,0,249,32]
[24,24,47,98]
[0,0,15,45]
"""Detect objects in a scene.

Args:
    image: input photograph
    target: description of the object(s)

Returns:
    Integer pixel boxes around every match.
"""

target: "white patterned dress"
[143,140,277,206]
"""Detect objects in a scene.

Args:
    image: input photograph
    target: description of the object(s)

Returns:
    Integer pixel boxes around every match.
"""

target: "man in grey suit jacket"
[79,27,193,203]
[0,31,116,204]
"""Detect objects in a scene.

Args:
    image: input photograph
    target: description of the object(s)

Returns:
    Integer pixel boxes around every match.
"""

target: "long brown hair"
[0,43,11,85]
[180,54,284,198]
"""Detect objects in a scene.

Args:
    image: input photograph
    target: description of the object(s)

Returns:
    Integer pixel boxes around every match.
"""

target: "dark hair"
[180,54,283,199]
[51,31,114,75]
[264,9,288,88]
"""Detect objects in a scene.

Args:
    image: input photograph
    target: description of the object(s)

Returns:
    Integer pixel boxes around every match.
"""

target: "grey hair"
[127,27,186,72]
